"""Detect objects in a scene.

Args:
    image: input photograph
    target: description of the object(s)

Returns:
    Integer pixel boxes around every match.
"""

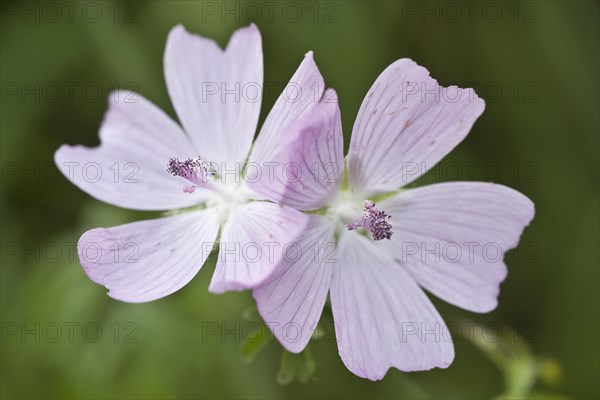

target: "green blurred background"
[1,0,598,398]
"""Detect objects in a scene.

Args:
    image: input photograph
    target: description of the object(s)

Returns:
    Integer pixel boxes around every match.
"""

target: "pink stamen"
[167,156,215,192]
[347,200,393,241]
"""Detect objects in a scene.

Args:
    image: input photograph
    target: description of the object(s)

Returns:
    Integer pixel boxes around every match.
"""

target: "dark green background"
[1,1,598,398]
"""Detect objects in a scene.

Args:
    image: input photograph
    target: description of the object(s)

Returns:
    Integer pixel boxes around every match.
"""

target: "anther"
[347,200,393,241]
[167,156,216,192]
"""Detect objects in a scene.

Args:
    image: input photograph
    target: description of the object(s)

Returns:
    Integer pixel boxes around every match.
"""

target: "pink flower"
[250,59,535,380]
[54,24,329,301]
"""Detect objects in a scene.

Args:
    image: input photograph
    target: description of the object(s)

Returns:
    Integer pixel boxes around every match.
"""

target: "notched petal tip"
[165,24,187,45]
[165,23,221,60]
[391,57,432,78]
[105,89,138,107]
[53,143,69,164]
[76,212,220,303]
[54,144,89,181]
[396,57,419,67]
[226,22,262,52]
[76,227,107,284]
[484,182,536,226]
[170,23,185,33]
[520,192,536,222]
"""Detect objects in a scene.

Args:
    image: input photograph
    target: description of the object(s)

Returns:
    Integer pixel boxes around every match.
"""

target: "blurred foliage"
[1,0,599,399]
[277,347,317,385]
[467,322,567,399]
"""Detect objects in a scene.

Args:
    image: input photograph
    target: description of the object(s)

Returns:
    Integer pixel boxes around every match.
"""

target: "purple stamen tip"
[167,157,197,180]
[167,156,216,190]
[347,200,393,241]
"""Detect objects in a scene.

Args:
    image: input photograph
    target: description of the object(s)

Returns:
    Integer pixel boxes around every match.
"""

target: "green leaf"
[241,305,259,321]
[240,323,270,364]
[468,322,568,399]
[277,347,317,385]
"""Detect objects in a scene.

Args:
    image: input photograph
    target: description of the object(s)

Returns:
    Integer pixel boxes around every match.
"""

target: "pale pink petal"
[164,24,262,168]
[247,90,343,210]
[330,232,454,380]
[253,215,336,353]
[249,51,325,166]
[209,202,309,293]
[78,210,220,303]
[347,58,485,196]
[55,91,206,211]
[379,182,535,313]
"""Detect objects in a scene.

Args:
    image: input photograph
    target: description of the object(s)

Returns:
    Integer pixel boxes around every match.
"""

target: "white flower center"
[326,190,393,241]
[167,156,250,222]
[326,190,364,225]
[206,179,250,223]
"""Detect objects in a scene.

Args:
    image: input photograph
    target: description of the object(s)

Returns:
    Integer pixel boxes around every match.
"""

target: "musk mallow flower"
[54,24,331,301]
[249,59,535,380]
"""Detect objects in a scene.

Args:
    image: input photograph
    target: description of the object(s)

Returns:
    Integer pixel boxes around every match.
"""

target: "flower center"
[167,156,249,222]
[347,200,393,241]
[327,191,393,241]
